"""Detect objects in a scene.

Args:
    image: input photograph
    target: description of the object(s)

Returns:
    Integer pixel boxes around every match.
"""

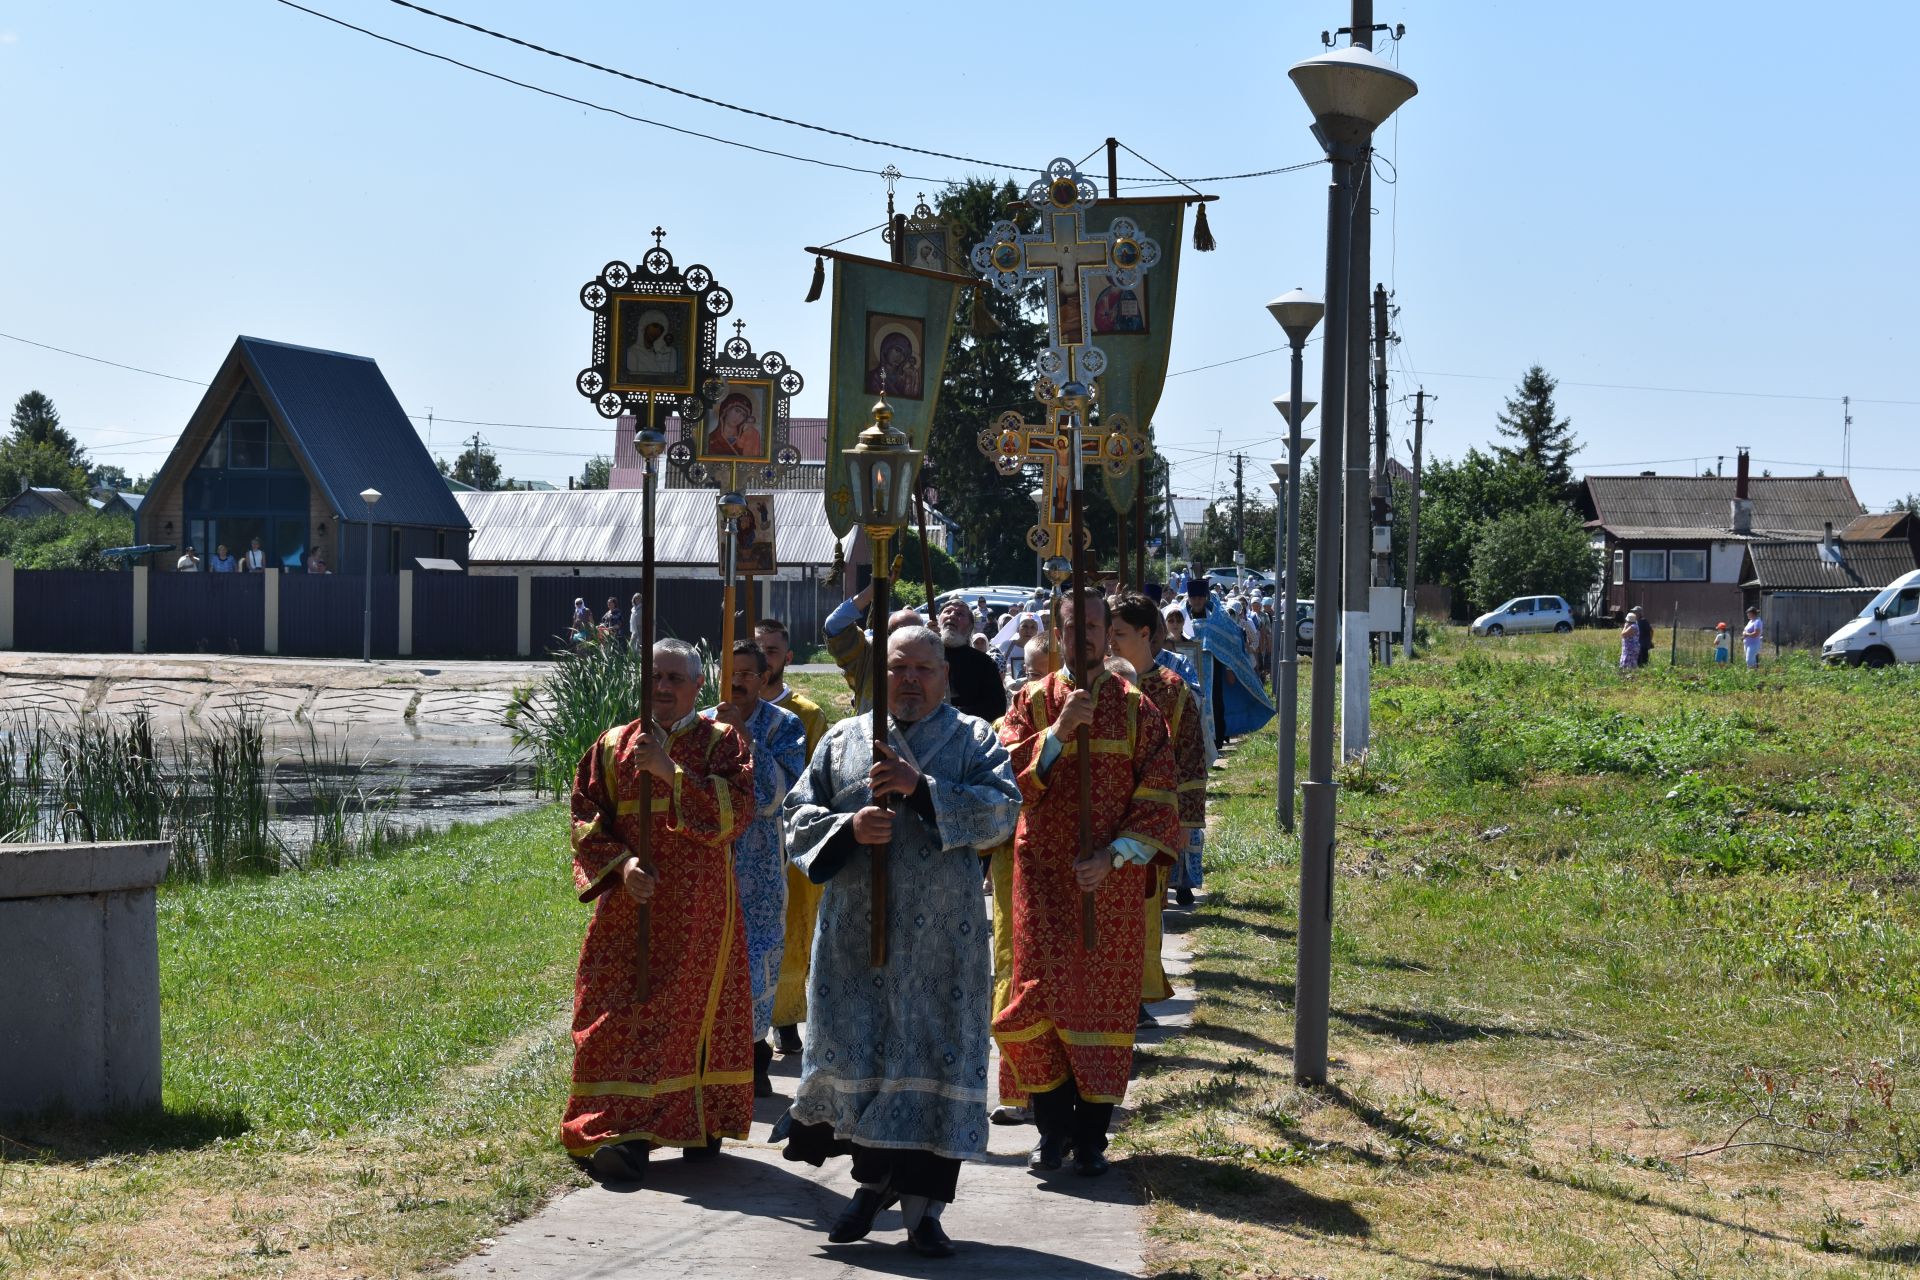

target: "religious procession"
[558,142,1294,1259]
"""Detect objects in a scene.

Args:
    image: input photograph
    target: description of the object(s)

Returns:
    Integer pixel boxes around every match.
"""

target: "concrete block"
[0,841,169,1116]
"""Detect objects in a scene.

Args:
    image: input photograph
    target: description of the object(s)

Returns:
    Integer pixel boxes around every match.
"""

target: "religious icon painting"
[726,493,777,576]
[610,295,697,394]
[901,230,953,274]
[863,314,926,400]
[699,380,775,465]
[1087,272,1149,336]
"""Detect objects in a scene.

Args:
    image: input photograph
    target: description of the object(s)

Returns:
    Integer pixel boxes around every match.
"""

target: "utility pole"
[1339,0,1375,762]
[1371,283,1392,668]
[1404,389,1426,659]
[1843,395,1852,476]
[1233,453,1247,555]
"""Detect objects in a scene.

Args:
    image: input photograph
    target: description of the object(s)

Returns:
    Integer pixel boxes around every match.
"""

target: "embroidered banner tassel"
[1192,202,1216,253]
[804,254,826,303]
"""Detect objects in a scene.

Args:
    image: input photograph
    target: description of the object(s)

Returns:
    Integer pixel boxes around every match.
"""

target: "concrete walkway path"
[454,901,1199,1278]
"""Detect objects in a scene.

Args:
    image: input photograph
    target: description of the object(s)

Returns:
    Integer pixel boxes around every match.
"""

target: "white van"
[1821,569,1920,667]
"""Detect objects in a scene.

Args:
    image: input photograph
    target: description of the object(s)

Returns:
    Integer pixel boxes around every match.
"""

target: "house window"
[1629,550,1667,581]
[228,420,270,469]
[1668,549,1707,581]
[1612,549,1624,584]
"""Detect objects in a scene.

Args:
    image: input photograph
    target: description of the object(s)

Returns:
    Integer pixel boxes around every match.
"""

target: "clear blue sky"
[3,1,1915,510]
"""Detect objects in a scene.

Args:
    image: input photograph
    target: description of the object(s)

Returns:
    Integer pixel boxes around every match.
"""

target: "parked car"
[1471,595,1574,637]
[1197,566,1270,593]
[1293,599,1337,658]
[1821,569,1920,667]
[934,585,1042,621]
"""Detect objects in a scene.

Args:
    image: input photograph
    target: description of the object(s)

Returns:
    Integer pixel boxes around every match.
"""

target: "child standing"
[1741,607,1764,669]
[1713,622,1731,664]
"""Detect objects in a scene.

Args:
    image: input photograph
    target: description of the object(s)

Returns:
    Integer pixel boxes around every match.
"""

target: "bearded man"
[995,589,1180,1178]
[563,639,755,1182]
[701,640,806,1097]
[780,625,1021,1257]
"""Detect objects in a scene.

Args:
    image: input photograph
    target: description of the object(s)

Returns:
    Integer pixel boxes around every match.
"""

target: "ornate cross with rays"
[971,158,1159,387]
[977,387,1144,567]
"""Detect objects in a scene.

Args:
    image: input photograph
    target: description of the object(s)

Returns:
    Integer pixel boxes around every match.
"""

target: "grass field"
[6,651,1918,1277]
[1121,627,1920,1278]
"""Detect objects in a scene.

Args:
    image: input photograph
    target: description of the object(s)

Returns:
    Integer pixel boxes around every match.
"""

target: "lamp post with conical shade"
[1288,42,1416,1087]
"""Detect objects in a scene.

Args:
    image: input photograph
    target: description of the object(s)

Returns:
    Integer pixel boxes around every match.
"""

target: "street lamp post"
[1267,287,1324,835]
[359,487,382,663]
[841,399,920,967]
[1288,44,1416,1087]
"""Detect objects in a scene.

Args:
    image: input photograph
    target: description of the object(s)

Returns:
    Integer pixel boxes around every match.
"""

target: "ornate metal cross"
[651,226,667,247]
[971,159,1160,385]
[978,389,1144,565]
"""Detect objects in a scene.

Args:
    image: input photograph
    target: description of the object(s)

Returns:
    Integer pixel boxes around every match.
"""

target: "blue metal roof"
[235,336,470,530]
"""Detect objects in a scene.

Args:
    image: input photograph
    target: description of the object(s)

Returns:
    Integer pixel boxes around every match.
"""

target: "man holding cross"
[779,625,1021,1255]
[562,639,756,1182]
[994,588,1180,1178]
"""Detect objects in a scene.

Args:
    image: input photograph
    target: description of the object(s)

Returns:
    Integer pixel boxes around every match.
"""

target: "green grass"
[0,806,586,1279]
[1125,626,1920,1278]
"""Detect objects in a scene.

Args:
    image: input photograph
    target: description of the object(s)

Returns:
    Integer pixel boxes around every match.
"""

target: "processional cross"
[971,159,1161,952]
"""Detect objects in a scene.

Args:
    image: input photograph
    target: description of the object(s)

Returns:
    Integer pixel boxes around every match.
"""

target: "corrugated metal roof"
[457,488,844,566]
[1743,539,1919,591]
[1841,511,1915,541]
[238,337,471,530]
[1585,474,1862,539]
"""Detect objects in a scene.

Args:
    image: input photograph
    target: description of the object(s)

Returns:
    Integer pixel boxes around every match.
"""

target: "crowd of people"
[563,575,1272,1257]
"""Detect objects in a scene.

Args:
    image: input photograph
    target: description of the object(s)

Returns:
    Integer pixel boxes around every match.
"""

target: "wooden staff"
[1066,400,1098,953]
[914,491,936,610]
[868,529,895,966]
[633,405,665,1002]
[719,489,743,694]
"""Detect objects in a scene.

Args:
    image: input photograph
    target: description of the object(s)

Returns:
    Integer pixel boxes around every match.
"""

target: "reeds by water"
[0,708,405,882]
[510,635,716,796]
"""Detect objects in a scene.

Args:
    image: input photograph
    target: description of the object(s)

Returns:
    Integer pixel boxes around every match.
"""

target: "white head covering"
[1162,601,1195,640]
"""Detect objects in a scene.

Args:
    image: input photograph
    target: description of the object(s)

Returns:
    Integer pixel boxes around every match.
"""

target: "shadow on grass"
[1,1104,251,1163]
[1332,1004,1572,1046]
[1318,1083,1805,1248]
[1129,1151,1370,1237]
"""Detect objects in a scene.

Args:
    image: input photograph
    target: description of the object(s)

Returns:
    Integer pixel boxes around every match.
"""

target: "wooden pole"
[633,405,660,1003]
[721,510,738,694]
[869,530,894,966]
[914,492,936,607]
[1067,401,1098,953]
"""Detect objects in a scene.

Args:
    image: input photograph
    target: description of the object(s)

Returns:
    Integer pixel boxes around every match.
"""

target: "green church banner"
[1079,197,1190,513]
[810,248,971,538]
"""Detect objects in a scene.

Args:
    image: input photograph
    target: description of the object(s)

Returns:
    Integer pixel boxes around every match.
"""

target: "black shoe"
[587,1140,650,1184]
[907,1216,956,1258]
[1137,1005,1158,1028]
[683,1136,722,1159]
[1073,1149,1111,1177]
[1175,885,1195,906]
[754,1039,775,1098]
[827,1186,897,1244]
[1028,1134,1068,1172]
[989,1104,1031,1126]
[773,1024,803,1056]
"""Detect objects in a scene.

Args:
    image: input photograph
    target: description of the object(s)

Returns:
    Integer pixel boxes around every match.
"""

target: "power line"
[280,0,1323,189]
[0,331,205,385]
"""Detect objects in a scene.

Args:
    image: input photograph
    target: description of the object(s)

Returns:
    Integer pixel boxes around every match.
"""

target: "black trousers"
[1211,663,1230,748]
[781,1119,962,1202]
[1031,1081,1117,1156]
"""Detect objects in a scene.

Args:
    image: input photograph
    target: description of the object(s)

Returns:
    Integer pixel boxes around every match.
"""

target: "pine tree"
[8,391,88,471]
[1493,366,1580,494]
[924,179,1049,584]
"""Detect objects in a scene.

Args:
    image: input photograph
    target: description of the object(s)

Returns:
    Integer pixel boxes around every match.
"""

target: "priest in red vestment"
[563,638,756,1183]
[994,588,1180,1177]
[1105,593,1210,1010]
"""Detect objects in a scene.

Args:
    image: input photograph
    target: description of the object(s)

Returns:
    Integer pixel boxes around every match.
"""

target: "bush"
[0,509,135,570]
[1466,504,1599,614]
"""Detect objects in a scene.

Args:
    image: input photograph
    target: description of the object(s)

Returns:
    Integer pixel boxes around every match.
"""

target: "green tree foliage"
[922,180,1049,585]
[2,391,90,498]
[580,455,612,490]
[1891,493,1920,515]
[1493,365,1581,496]
[0,509,135,570]
[87,463,132,491]
[438,438,506,490]
[9,391,88,465]
[1413,448,1557,615]
[1466,504,1600,613]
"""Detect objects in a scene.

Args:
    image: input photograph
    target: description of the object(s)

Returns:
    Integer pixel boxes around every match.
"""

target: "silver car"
[1471,595,1574,637]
